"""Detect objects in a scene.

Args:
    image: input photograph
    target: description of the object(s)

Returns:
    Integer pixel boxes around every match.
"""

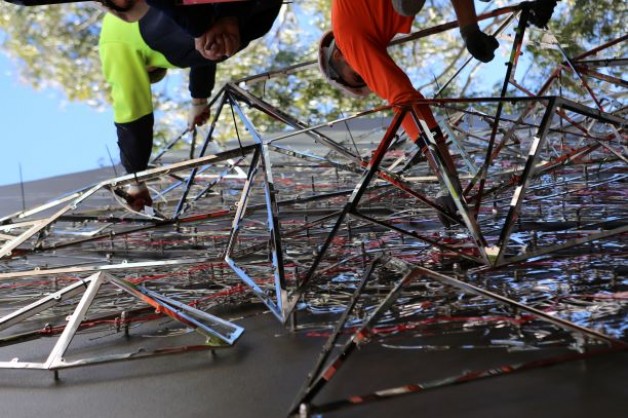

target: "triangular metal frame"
[0,271,243,373]
[223,92,289,322]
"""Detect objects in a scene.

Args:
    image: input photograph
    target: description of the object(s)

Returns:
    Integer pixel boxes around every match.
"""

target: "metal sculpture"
[0,2,625,416]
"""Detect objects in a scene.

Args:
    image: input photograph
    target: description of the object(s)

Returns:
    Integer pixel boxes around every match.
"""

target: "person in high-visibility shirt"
[99,0,282,211]
[318,0,499,226]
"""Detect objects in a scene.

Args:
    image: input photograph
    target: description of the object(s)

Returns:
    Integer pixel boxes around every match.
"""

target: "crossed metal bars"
[1,89,624,327]
[0,1,624,372]
[288,257,628,416]
[0,271,243,375]
[218,88,625,322]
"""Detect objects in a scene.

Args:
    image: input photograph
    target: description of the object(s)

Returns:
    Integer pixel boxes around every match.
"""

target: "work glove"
[528,0,559,29]
[188,98,210,130]
[460,24,499,63]
[125,182,153,212]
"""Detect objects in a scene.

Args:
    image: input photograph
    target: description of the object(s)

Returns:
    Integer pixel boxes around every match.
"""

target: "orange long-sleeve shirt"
[331,0,437,141]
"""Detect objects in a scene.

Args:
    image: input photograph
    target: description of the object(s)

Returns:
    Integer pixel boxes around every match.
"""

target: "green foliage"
[523,0,626,97]
[0,3,107,106]
[0,0,624,148]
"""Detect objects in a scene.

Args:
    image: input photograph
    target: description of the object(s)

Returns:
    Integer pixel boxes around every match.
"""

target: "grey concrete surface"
[0,170,626,418]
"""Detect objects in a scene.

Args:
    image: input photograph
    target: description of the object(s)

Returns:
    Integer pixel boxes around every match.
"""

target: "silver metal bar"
[408,263,628,348]
[490,98,558,264]
[0,257,216,281]
[0,279,87,331]
[119,282,244,345]
[44,272,107,369]
[414,114,488,261]
[227,94,289,320]
[0,184,102,259]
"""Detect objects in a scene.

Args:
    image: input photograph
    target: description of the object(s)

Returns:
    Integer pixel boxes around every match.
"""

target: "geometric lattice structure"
[0,272,243,377]
[0,2,625,416]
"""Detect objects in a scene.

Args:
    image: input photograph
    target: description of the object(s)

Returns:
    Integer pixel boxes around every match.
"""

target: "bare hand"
[195,16,240,61]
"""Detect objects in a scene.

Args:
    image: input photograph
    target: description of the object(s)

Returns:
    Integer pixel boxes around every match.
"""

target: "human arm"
[100,35,155,173]
[451,0,499,62]
[100,29,155,210]
[187,63,216,128]
[145,0,219,37]
[339,36,461,212]
[337,32,435,141]
[450,0,479,29]
[234,0,282,51]
[115,118,155,211]
[114,115,154,173]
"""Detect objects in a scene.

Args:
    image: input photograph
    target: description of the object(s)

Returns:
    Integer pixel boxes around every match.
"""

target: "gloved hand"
[125,182,153,212]
[528,0,559,29]
[188,98,210,130]
[460,24,499,63]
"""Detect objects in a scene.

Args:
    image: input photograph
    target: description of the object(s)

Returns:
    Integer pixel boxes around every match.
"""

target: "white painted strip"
[529,136,541,156]
[511,186,522,206]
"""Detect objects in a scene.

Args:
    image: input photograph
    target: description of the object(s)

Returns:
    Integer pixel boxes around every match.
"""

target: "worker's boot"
[391,0,426,17]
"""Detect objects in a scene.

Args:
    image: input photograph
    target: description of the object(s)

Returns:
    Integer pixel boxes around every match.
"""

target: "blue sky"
[0,52,118,186]
[0,0,512,188]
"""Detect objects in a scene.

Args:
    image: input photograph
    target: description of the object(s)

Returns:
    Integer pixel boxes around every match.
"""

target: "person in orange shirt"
[318,0,498,226]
